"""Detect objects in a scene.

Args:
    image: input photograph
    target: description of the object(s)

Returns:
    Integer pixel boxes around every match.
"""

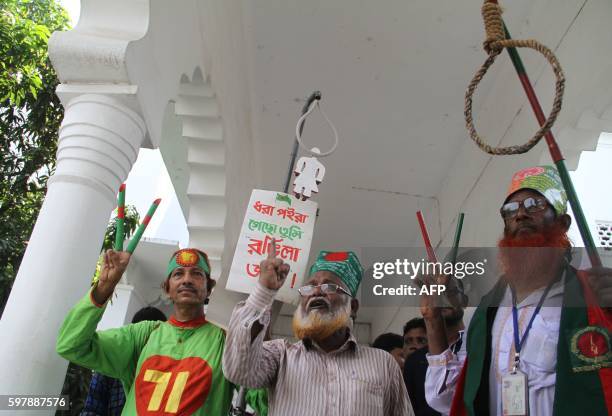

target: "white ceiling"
[240,0,533,253]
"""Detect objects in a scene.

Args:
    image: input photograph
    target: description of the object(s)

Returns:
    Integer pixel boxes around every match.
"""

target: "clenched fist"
[259,239,291,291]
[92,249,131,305]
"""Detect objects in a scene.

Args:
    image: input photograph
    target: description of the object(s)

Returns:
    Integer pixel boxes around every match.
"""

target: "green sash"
[462,267,609,415]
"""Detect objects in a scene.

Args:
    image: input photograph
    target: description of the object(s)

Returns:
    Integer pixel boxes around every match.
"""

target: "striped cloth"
[223,284,414,416]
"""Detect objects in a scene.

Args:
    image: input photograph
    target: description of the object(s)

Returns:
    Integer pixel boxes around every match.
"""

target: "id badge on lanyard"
[502,368,528,416]
[501,282,554,416]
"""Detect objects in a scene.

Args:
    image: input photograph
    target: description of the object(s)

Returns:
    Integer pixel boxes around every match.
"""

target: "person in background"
[372,332,406,369]
[403,305,464,416]
[81,307,167,416]
[403,317,428,358]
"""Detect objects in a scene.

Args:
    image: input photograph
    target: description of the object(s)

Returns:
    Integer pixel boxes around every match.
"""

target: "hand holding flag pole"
[416,211,467,308]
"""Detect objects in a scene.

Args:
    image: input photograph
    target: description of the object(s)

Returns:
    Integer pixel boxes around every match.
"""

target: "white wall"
[568,133,612,248]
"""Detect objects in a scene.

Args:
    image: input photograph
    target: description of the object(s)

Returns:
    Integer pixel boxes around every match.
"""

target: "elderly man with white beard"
[223,246,414,416]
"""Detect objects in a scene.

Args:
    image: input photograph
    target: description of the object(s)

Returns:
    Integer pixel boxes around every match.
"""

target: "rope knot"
[482,2,505,54]
[464,1,566,156]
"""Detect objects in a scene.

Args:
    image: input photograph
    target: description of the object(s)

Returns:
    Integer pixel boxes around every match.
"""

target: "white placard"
[226,190,318,304]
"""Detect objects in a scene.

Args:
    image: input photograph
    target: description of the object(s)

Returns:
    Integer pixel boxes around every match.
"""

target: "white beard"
[292,297,352,341]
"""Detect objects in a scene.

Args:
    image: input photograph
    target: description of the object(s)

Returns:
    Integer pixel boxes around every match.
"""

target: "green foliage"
[102,205,141,252]
[0,0,70,316]
[93,205,140,284]
[0,3,140,413]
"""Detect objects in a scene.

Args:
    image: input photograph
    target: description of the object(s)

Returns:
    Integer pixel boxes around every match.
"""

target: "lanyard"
[510,281,555,371]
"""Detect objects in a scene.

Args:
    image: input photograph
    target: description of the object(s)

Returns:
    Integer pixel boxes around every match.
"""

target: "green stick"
[449,213,465,265]
[114,184,126,251]
[126,199,161,254]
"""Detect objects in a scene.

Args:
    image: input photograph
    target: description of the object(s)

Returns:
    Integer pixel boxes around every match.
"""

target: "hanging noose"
[464,1,565,155]
[295,98,339,157]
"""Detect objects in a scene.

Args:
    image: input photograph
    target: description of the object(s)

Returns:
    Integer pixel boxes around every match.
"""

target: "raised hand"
[258,238,290,291]
[585,266,612,310]
[415,274,447,320]
[415,273,466,354]
[415,273,465,319]
[92,249,131,304]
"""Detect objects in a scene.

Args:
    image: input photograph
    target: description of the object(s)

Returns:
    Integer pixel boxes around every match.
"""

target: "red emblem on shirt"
[576,330,609,359]
[135,355,211,415]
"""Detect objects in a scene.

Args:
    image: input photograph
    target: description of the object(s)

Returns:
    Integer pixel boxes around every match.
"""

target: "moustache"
[500,222,571,248]
[306,296,331,312]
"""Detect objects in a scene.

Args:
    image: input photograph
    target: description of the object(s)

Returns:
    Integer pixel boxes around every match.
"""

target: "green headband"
[309,251,364,297]
[167,249,210,277]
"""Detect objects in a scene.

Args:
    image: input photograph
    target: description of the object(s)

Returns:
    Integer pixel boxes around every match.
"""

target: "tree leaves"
[0,0,70,316]
[102,205,141,253]
[92,205,141,285]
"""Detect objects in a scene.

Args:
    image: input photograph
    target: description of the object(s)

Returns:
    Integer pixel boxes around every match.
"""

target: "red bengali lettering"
[253,201,275,216]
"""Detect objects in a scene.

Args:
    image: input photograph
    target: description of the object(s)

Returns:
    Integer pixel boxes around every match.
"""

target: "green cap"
[309,251,364,297]
[167,249,210,277]
[506,165,568,215]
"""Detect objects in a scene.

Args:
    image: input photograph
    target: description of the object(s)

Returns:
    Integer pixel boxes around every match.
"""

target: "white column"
[0,94,146,402]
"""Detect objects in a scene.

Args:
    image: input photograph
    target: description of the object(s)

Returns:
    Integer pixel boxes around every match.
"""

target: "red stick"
[416,211,438,262]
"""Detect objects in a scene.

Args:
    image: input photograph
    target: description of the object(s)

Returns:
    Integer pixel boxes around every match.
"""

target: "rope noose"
[464,2,565,155]
[295,99,339,157]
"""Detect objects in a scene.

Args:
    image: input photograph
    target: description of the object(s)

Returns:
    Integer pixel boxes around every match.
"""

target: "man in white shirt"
[422,166,612,416]
[223,248,414,415]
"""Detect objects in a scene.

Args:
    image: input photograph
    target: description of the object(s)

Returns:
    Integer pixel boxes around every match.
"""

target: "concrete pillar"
[0,94,146,403]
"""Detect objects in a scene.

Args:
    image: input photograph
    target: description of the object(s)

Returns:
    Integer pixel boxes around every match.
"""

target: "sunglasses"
[500,197,548,219]
[297,283,351,297]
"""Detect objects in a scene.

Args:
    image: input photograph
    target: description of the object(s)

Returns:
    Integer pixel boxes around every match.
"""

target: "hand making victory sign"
[258,238,291,290]
[92,249,131,305]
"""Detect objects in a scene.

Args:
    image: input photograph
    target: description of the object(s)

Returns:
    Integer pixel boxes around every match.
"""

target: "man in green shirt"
[57,248,233,415]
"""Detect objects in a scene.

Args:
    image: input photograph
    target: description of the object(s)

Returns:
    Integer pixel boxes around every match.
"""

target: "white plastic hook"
[295,99,339,157]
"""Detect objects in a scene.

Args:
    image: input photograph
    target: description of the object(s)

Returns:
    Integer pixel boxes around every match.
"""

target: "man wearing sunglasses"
[423,165,612,416]
[223,246,414,415]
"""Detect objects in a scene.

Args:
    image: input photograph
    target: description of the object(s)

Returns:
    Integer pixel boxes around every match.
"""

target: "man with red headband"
[422,166,612,416]
[56,248,233,415]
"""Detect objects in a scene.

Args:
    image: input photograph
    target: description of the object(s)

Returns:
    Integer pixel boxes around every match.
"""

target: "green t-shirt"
[56,290,233,415]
